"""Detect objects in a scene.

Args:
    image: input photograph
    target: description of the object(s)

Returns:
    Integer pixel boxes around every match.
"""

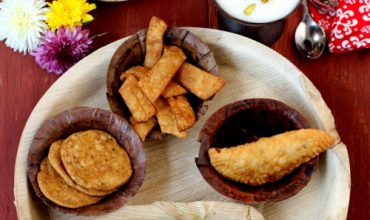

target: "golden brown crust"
[175,62,226,100]
[37,158,102,208]
[120,66,149,81]
[119,75,156,122]
[48,140,117,196]
[138,46,186,103]
[130,117,157,142]
[144,16,168,68]
[106,27,219,141]
[168,95,196,131]
[154,98,188,138]
[120,66,187,99]
[209,129,334,186]
[60,130,133,191]
[161,81,187,98]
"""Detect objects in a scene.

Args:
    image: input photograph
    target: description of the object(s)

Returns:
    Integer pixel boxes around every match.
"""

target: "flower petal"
[33,26,92,74]
[46,0,96,30]
[0,0,48,54]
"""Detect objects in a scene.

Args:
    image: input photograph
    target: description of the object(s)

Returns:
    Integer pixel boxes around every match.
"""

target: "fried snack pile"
[119,16,226,141]
[37,130,132,208]
[209,129,335,186]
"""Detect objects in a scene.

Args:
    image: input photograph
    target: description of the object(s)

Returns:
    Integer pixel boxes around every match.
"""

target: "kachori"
[37,158,102,209]
[48,140,116,196]
[60,130,132,191]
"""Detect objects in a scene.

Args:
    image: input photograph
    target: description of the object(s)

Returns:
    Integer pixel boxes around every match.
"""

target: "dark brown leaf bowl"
[27,107,146,215]
[106,27,218,139]
[196,98,318,203]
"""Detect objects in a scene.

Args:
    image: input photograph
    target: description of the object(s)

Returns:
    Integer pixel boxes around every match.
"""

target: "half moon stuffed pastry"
[208,129,335,186]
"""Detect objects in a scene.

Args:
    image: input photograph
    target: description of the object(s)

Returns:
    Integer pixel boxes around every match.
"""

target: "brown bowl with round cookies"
[27,107,146,215]
[196,98,335,203]
[107,16,226,142]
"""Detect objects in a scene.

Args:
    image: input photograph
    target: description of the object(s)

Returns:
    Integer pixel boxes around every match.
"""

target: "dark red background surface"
[0,0,368,219]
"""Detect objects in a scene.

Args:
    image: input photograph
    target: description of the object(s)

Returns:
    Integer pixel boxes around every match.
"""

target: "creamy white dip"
[216,0,300,23]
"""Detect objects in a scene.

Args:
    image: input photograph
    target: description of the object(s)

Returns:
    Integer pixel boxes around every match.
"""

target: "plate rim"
[13,27,351,220]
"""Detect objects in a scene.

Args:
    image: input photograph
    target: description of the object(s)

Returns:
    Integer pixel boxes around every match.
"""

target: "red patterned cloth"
[309,0,370,53]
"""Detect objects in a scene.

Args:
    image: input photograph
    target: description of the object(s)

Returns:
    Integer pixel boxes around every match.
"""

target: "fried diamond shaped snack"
[120,66,149,81]
[155,98,188,138]
[119,75,156,122]
[168,95,195,131]
[175,62,226,100]
[130,117,157,142]
[144,16,168,68]
[162,81,187,98]
[138,46,186,103]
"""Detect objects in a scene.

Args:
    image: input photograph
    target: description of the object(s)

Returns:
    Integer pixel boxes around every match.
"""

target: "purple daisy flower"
[33,26,92,75]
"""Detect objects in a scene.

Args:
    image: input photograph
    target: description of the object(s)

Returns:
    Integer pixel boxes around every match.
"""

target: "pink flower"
[32,26,92,74]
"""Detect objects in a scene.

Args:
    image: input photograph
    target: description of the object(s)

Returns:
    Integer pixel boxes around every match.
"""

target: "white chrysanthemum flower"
[0,0,48,54]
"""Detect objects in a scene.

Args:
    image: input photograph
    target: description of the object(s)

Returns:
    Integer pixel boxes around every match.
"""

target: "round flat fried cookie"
[48,140,116,196]
[37,158,102,208]
[61,130,133,191]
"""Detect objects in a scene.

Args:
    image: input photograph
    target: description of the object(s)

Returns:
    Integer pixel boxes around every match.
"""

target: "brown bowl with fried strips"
[106,25,220,140]
[27,107,146,215]
[196,98,318,203]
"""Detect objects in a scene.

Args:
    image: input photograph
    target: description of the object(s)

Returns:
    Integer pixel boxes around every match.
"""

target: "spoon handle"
[301,0,310,16]
[301,0,314,23]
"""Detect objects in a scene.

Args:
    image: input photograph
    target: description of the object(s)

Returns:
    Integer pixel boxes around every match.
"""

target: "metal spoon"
[295,0,326,59]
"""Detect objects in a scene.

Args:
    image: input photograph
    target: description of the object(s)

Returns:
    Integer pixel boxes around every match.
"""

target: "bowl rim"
[26,107,146,215]
[196,98,318,203]
[106,26,219,139]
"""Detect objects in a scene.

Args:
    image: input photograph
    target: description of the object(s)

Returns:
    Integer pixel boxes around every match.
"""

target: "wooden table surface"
[0,0,368,219]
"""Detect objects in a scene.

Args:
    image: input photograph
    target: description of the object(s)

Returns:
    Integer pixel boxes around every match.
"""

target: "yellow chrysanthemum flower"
[46,0,96,31]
